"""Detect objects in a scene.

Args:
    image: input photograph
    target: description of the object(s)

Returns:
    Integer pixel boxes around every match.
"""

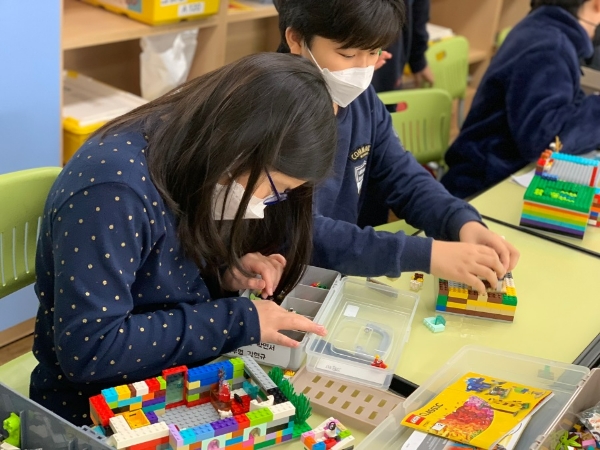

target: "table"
[380,221,600,386]
[469,168,600,256]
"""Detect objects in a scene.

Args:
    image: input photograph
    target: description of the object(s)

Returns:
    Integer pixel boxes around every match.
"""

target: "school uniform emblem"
[355,161,367,194]
[349,144,371,161]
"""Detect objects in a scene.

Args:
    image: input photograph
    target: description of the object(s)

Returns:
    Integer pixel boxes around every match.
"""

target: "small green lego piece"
[339,429,352,439]
[423,316,446,333]
[524,177,595,213]
[268,367,284,387]
[156,376,166,390]
[3,412,20,448]
[293,422,313,439]
[503,295,518,306]
[293,393,312,425]
[434,315,446,326]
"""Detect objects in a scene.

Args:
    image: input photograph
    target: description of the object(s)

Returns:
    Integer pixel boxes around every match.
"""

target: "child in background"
[442,0,600,199]
[29,53,335,424]
[275,0,520,291]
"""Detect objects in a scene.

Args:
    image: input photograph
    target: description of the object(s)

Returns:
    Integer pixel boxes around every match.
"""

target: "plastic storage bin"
[305,278,419,391]
[81,0,220,26]
[357,345,589,450]
[62,71,147,163]
[532,368,600,450]
[226,266,342,371]
[0,381,111,449]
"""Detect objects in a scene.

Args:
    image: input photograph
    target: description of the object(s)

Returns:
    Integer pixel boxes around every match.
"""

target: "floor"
[0,334,33,366]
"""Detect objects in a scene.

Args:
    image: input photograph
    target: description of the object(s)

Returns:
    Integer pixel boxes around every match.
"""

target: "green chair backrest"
[496,27,512,49]
[0,167,62,298]
[426,36,469,101]
[377,88,452,165]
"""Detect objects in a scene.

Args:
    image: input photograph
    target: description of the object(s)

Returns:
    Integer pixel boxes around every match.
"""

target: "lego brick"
[132,381,150,397]
[524,177,596,213]
[145,411,159,424]
[156,376,167,390]
[168,424,184,449]
[268,401,295,421]
[102,387,119,403]
[191,423,215,441]
[112,422,170,449]
[447,296,467,305]
[446,301,467,310]
[146,378,161,393]
[163,365,188,379]
[110,414,132,435]
[90,394,115,427]
[163,403,220,430]
[186,380,200,390]
[240,355,277,390]
[115,385,132,401]
[423,317,445,333]
[123,410,151,429]
[247,407,274,427]
[211,417,239,436]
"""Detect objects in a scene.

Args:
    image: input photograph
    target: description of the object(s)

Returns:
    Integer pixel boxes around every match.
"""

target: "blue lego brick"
[101,387,118,403]
[314,441,326,450]
[187,364,220,383]
[226,435,244,446]
[180,428,197,446]
[192,423,215,441]
[117,396,142,407]
[553,152,600,166]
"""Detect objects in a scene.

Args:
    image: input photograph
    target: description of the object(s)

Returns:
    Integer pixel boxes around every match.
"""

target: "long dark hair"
[94,53,337,298]
[276,0,405,53]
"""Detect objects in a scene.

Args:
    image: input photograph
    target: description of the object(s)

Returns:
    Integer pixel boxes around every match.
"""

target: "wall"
[0,0,62,333]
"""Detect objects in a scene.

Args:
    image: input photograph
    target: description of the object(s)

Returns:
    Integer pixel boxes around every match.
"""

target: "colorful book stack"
[520,176,595,239]
[435,273,517,322]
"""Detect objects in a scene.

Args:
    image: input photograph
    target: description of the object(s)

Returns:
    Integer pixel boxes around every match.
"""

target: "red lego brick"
[129,438,163,450]
[89,394,114,427]
[145,378,160,393]
[162,366,188,378]
[233,414,250,429]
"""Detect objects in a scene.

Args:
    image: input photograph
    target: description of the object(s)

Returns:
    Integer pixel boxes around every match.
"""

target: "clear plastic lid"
[305,278,419,390]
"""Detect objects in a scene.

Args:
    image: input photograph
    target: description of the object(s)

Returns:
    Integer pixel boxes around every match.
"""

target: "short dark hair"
[95,53,337,299]
[530,0,589,17]
[276,0,405,53]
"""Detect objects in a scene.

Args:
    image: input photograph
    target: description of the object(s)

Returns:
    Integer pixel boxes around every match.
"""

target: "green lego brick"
[524,177,595,213]
[108,401,118,409]
[339,430,352,439]
[246,408,273,426]
[502,295,518,306]
[156,376,167,390]
[187,393,200,401]
[293,422,312,439]
[229,357,245,372]
[436,295,448,306]
[255,439,277,449]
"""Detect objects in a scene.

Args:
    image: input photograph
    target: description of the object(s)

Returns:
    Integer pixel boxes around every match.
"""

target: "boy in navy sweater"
[275,0,520,293]
[442,0,600,199]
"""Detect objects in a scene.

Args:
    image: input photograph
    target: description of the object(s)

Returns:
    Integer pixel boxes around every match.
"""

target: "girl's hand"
[254,300,327,347]
[222,253,286,297]
[459,221,520,272]
[430,240,506,293]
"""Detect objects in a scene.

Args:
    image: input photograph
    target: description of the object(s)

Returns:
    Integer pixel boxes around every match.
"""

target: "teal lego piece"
[423,316,446,333]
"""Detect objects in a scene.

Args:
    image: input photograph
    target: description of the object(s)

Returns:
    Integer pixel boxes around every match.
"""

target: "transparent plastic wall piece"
[357,345,589,450]
[0,382,111,450]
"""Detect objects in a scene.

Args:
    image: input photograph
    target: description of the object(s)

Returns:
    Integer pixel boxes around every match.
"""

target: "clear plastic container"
[305,278,419,390]
[357,345,589,450]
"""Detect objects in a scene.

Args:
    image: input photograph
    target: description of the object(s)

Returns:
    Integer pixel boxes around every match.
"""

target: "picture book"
[401,372,553,449]
[402,416,532,450]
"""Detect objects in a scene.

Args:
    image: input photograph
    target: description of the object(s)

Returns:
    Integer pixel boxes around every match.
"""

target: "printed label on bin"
[161,0,187,5]
[228,343,290,366]
[315,357,387,384]
[178,1,205,16]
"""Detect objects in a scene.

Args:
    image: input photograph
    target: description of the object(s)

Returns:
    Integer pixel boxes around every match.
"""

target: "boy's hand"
[413,65,435,87]
[222,253,286,297]
[459,221,520,272]
[430,240,506,293]
[375,51,393,70]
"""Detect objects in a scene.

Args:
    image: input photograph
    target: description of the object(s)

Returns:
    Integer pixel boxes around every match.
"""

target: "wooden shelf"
[468,48,488,64]
[227,1,277,23]
[63,0,219,50]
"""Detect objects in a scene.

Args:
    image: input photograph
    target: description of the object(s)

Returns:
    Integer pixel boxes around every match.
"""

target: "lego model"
[310,282,328,289]
[423,315,446,333]
[436,272,517,322]
[89,356,312,450]
[465,377,492,393]
[520,176,595,239]
[301,418,354,450]
[1,413,20,449]
[409,273,424,292]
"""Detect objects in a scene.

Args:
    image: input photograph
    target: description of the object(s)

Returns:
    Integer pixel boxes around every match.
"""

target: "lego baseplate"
[291,367,403,433]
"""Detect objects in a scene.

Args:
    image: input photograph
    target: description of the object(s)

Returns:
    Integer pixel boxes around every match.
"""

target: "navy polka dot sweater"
[30,126,260,425]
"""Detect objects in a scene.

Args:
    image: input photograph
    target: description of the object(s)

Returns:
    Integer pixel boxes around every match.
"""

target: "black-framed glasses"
[263,170,290,206]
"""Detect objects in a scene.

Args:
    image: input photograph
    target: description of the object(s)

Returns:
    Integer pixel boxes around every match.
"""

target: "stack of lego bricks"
[435,273,517,322]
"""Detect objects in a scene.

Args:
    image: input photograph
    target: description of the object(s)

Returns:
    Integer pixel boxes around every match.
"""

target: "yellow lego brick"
[115,385,131,401]
[466,300,479,308]
[186,380,200,390]
[506,287,517,297]
[123,410,150,429]
[447,301,467,310]
[449,287,468,299]
[254,435,266,444]
[129,403,142,411]
[479,304,517,313]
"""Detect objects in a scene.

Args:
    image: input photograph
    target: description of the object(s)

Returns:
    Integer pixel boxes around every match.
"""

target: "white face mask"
[212,181,267,220]
[306,46,375,108]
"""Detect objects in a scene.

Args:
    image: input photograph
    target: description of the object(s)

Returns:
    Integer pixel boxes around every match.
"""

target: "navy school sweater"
[30,129,260,425]
[311,86,482,276]
[441,6,600,199]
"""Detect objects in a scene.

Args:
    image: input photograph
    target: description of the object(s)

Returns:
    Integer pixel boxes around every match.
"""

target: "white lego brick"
[109,414,132,435]
[132,381,149,396]
[331,435,355,450]
[250,394,274,411]
[268,417,289,428]
[268,401,295,421]
[113,422,170,449]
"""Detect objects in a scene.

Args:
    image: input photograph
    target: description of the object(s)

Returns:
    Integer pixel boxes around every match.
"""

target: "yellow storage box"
[63,71,147,163]
[80,0,220,26]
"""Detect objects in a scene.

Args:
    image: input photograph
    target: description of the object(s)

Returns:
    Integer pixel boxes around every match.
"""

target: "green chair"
[378,88,452,168]
[0,167,62,396]
[425,36,470,128]
[496,27,512,49]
